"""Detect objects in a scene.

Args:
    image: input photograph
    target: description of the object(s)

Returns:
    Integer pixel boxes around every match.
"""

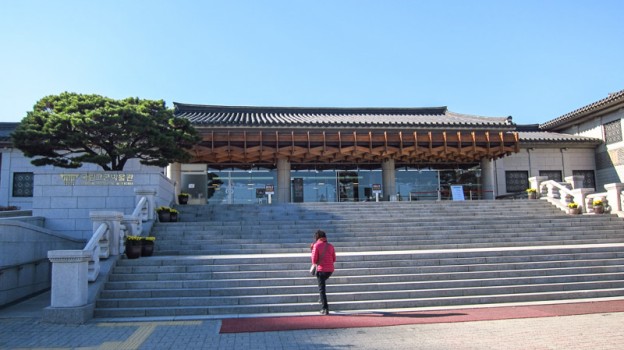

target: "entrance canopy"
[175,103,520,169]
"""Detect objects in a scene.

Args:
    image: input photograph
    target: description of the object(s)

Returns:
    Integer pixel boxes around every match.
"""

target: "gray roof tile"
[174,103,514,129]
[540,89,624,130]
[518,131,602,144]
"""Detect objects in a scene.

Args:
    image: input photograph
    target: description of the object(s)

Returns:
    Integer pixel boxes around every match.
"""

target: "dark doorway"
[338,171,359,202]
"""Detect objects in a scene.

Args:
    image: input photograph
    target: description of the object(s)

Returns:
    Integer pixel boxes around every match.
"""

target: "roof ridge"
[540,89,624,129]
[173,102,449,115]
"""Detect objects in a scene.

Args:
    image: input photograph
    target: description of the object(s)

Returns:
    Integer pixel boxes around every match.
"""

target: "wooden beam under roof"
[190,129,519,166]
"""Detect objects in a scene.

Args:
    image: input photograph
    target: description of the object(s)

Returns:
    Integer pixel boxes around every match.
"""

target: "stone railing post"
[565,175,585,189]
[529,176,548,197]
[44,250,92,324]
[571,188,594,213]
[135,188,157,221]
[89,211,123,256]
[604,183,624,213]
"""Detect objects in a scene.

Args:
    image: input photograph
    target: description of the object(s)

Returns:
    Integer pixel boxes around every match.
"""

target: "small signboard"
[265,184,274,194]
[372,184,382,193]
[451,185,465,201]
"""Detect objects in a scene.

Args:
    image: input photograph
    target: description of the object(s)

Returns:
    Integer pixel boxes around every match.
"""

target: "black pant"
[316,271,333,310]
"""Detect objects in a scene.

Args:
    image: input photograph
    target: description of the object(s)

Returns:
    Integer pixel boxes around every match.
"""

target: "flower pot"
[125,243,142,259]
[178,195,189,205]
[141,241,154,257]
[593,205,605,214]
[527,192,537,200]
[567,207,580,215]
[170,212,178,222]
[158,211,171,222]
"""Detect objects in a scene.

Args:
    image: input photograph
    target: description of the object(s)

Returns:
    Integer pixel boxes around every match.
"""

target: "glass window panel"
[572,170,596,189]
[538,170,562,182]
[13,172,33,197]
[505,171,529,193]
[604,119,622,144]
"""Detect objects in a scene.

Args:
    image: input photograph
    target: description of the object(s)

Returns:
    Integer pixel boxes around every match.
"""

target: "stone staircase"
[94,200,624,319]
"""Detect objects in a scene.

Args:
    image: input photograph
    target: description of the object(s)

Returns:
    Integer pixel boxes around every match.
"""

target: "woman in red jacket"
[311,229,336,315]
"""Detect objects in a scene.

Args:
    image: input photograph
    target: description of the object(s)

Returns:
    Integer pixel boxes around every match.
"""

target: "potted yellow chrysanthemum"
[141,236,156,257]
[124,235,143,259]
[526,188,537,199]
[592,199,604,214]
[567,202,580,215]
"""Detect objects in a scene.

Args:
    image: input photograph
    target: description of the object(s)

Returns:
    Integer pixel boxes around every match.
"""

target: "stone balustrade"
[530,176,624,215]
[43,188,156,324]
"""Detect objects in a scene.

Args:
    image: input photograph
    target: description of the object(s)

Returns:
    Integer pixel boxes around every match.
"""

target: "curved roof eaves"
[540,89,624,130]
[518,131,602,144]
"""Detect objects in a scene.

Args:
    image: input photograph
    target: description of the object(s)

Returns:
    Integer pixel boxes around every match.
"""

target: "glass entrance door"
[337,171,359,202]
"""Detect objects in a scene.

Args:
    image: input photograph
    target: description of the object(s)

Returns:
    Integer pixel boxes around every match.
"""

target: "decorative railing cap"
[48,250,91,263]
[89,211,124,220]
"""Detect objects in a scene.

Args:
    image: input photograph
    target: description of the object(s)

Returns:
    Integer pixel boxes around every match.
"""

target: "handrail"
[541,180,574,198]
[538,179,610,214]
[80,194,152,282]
[84,223,108,282]
[84,223,108,253]
[132,196,148,221]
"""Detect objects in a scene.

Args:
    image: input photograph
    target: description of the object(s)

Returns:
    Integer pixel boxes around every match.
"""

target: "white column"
[382,159,396,201]
[276,158,291,203]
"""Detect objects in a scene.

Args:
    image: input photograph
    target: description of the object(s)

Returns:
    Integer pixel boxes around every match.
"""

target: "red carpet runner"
[220,300,624,333]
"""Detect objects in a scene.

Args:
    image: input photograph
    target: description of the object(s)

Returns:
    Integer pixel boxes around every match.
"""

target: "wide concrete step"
[94,201,624,320]
[112,253,624,274]
[153,228,624,240]
[154,222,624,234]
[94,287,624,318]
[100,271,624,299]
[157,214,620,227]
[154,239,624,255]
[98,278,624,308]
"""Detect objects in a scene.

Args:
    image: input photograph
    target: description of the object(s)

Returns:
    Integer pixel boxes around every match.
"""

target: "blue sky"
[1,0,622,124]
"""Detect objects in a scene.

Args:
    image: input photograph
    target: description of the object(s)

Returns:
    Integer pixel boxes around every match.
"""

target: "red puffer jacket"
[311,238,336,272]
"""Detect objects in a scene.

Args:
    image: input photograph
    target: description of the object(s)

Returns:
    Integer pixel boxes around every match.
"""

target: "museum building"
[1,89,623,209]
[168,95,611,205]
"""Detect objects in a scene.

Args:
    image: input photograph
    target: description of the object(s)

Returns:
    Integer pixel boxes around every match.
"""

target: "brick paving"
[1,294,623,349]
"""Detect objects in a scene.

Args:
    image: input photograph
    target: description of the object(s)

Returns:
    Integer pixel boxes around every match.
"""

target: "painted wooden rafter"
[190,129,519,166]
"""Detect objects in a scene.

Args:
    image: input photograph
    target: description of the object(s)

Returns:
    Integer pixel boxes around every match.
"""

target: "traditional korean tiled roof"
[540,89,624,130]
[517,131,602,144]
[174,103,514,129]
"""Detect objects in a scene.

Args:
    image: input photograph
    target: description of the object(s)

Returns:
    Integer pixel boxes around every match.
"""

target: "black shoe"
[320,309,329,315]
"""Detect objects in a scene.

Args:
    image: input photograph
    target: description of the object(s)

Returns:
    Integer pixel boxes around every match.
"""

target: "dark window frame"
[505,170,529,193]
[12,172,34,197]
[572,170,596,189]
[604,119,622,144]
[538,170,562,182]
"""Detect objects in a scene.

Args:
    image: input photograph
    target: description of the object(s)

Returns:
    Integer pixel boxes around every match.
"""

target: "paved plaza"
[1,292,623,350]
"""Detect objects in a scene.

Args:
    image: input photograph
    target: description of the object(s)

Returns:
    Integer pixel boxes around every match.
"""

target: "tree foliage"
[12,92,201,171]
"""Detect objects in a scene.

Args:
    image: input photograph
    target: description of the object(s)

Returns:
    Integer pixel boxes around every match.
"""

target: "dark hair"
[314,230,326,241]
